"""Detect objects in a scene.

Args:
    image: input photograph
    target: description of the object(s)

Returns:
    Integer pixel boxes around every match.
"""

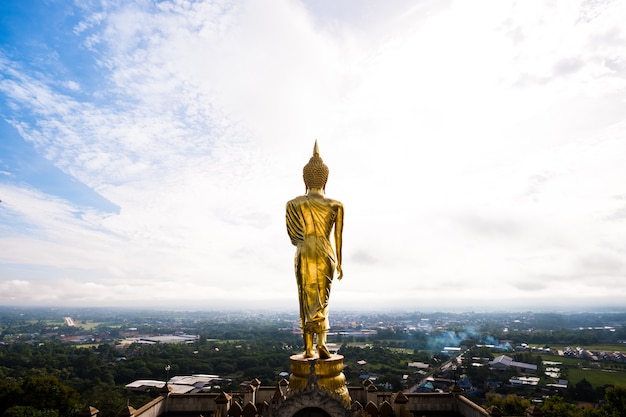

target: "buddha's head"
[303,141,329,191]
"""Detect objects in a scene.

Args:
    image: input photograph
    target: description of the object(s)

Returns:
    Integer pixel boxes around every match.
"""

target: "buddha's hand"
[336,264,343,280]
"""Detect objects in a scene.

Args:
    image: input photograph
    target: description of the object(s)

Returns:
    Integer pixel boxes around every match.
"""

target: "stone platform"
[288,354,351,406]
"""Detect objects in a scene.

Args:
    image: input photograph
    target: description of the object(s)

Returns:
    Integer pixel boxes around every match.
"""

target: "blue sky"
[1,0,626,312]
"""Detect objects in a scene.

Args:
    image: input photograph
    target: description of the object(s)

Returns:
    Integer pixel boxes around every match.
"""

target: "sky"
[1,0,625,313]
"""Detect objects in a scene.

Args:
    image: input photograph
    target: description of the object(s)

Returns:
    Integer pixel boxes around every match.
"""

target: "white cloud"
[1,0,626,311]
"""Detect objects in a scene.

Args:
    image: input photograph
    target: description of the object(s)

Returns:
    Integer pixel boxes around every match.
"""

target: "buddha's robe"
[286,195,342,334]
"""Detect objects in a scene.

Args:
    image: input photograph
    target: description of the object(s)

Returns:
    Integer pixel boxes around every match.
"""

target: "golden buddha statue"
[286,141,344,359]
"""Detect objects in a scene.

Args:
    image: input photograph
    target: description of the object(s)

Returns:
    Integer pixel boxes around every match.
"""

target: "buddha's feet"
[317,345,331,359]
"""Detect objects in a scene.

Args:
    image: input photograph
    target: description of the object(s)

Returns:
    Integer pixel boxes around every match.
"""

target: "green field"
[583,344,626,352]
[567,367,626,387]
[534,349,626,387]
[545,356,586,366]
[76,321,123,330]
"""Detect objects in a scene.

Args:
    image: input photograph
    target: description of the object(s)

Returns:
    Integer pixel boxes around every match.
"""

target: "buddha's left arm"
[334,203,344,280]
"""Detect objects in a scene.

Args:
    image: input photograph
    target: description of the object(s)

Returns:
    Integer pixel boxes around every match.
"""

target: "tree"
[600,385,626,417]
[82,384,143,417]
[0,378,23,415]
[485,393,532,416]
[541,396,583,417]
[572,378,597,402]
[19,374,80,416]
[3,406,59,417]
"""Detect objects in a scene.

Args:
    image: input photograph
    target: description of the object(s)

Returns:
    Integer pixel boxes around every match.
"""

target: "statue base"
[288,354,351,406]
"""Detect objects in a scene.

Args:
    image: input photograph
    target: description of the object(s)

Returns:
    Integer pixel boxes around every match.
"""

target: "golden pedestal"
[288,354,351,406]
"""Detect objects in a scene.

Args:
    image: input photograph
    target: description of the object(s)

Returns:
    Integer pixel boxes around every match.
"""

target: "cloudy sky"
[1,0,625,313]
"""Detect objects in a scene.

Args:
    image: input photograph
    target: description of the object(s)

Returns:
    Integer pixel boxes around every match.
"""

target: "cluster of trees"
[1,309,625,417]
[0,327,306,417]
[484,386,626,417]
[0,330,436,417]
[0,343,150,417]
[0,375,80,417]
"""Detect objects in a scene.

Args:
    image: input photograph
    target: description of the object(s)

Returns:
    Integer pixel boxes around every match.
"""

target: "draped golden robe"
[286,195,343,334]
